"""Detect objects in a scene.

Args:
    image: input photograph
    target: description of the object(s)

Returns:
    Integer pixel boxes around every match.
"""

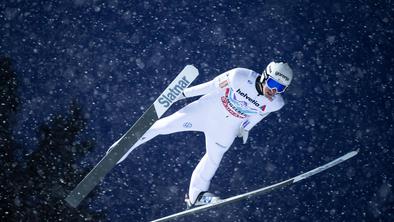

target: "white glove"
[237,126,249,144]
[174,92,187,103]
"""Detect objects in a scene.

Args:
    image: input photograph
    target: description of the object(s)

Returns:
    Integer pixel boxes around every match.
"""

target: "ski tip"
[185,64,196,68]
[184,65,199,75]
[343,149,360,160]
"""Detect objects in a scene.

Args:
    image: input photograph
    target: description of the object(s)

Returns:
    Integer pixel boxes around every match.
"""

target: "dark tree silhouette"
[18,101,105,221]
[0,56,20,220]
[0,57,105,221]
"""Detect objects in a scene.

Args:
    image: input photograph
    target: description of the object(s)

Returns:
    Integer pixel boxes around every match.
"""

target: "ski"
[65,65,199,208]
[151,149,359,222]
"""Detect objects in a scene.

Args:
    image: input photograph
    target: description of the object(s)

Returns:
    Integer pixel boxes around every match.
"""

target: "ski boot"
[185,192,221,209]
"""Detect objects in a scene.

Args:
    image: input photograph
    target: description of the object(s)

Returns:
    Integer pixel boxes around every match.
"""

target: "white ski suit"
[118,68,285,203]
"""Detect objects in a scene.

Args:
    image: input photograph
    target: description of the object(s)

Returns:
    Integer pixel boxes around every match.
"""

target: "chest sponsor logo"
[221,96,246,119]
[221,88,261,119]
[236,89,260,107]
[236,89,266,111]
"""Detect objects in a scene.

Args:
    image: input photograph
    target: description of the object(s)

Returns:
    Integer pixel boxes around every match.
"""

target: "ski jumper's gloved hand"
[238,113,269,144]
[238,125,249,144]
[179,71,231,102]
[174,92,187,103]
[178,77,221,101]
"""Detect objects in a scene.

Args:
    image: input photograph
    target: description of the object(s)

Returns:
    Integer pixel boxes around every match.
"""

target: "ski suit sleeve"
[182,72,229,98]
[238,113,269,144]
[182,80,216,98]
[241,112,270,131]
[242,94,285,131]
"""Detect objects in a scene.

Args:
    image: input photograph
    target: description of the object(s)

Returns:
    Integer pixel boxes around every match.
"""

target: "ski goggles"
[265,76,287,93]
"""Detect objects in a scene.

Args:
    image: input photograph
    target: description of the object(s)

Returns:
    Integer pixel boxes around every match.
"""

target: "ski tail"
[64,65,199,208]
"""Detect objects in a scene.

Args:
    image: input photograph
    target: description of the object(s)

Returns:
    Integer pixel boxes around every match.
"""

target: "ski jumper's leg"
[116,102,204,163]
[188,133,235,203]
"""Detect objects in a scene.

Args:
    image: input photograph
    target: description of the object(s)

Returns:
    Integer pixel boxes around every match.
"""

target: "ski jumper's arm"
[238,113,269,144]
[182,81,216,97]
[240,94,285,133]
[182,72,228,98]
[239,95,284,144]
[173,70,230,103]
[241,112,270,131]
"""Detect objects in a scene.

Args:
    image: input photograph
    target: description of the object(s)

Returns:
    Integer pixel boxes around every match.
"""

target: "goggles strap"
[261,69,268,82]
[255,76,264,95]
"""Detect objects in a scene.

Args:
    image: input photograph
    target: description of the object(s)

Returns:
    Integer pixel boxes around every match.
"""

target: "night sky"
[1,0,393,221]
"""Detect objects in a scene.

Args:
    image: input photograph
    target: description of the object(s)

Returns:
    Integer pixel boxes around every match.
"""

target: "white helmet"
[261,61,293,87]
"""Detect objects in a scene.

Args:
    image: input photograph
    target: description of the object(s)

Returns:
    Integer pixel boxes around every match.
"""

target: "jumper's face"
[262,82,277,101]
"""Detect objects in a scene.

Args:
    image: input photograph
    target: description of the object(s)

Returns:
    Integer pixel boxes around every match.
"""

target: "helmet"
[261,61,293,87]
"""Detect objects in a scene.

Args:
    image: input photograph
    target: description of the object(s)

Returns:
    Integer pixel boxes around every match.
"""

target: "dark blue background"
[1,0,393,221]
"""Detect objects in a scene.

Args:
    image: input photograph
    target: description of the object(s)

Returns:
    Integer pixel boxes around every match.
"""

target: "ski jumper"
[117,68,285,203]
